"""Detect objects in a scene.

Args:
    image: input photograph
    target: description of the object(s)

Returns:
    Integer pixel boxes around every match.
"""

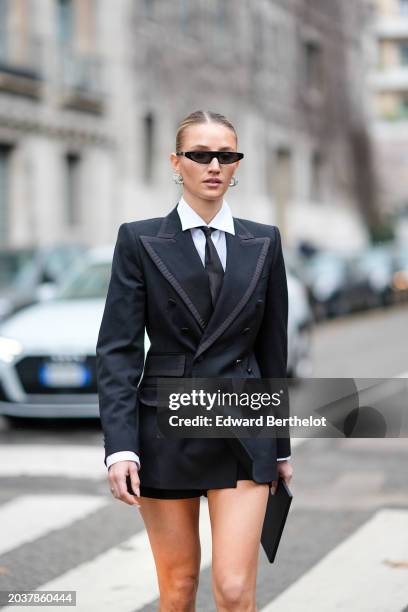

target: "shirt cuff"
[277,455,291,461]
[106,451,141,470]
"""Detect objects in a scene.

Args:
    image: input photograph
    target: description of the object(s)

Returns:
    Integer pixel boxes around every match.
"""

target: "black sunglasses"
[176,151,244,164]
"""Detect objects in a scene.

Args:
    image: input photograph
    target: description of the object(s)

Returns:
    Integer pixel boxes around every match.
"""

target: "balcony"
[0,27,43,98]
[369,66,408,91]
[58,46,104,114]
[374,16,408,39]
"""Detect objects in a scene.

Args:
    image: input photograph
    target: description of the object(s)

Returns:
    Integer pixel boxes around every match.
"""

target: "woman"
[96,110,293,610]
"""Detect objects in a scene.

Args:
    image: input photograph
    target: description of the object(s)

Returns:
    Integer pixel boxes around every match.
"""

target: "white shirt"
[105,196,290,470]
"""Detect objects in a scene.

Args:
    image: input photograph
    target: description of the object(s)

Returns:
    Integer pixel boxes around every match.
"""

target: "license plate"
[40,363,90,387]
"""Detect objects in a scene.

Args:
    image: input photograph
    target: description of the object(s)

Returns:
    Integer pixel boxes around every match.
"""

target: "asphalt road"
[0,302,407,611]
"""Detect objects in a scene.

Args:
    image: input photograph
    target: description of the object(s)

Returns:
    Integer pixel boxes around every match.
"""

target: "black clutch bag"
[261,477,293,563]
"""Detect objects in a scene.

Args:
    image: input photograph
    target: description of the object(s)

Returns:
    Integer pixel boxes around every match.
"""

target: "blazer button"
[247,367,253,374]
[242,327,250,334]
[168,297,176,305]
[235,359,242,365]
[181,327,189,334]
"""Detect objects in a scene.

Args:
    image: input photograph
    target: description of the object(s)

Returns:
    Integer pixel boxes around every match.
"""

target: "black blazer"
[95,205,291,489]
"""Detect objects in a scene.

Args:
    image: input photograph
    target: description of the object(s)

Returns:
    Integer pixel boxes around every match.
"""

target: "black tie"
[198,226,224,308]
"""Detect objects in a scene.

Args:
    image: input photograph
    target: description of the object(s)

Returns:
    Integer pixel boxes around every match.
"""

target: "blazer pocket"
[137,385,159,406]
[143,353,186,377]
[138,354,186,407]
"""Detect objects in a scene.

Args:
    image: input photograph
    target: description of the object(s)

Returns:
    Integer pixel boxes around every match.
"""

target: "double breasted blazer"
[95,204,291,489]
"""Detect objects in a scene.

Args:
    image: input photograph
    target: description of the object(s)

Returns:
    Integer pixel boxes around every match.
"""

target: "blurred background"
[0,1,407,611]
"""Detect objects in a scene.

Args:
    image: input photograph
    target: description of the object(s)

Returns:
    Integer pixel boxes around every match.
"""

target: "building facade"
[0,0,376,251]
[0,0,130,247]
[367,0,408,231]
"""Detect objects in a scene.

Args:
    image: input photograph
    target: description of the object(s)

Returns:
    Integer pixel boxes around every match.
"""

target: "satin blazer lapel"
[139,206,271,357]
[193,223,271,360]
[139,206,212,333]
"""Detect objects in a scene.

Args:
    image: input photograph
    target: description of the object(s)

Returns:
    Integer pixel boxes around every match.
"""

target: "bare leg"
[139,496,201,611]
[207,481,269,611]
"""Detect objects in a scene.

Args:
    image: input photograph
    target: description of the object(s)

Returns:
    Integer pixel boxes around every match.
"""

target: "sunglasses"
[176,151,244,165]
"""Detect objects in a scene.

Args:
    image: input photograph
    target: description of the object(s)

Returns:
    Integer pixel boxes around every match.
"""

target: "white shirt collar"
[177,195,235,235]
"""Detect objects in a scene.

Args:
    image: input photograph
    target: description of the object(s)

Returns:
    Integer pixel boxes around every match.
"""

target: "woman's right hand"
[108,460,141,508]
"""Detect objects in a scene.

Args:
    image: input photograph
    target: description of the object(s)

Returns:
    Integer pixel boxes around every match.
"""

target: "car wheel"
[2,415,27,428]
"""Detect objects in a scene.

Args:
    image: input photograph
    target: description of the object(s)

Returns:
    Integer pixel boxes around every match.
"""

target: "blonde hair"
[176,110,238,151]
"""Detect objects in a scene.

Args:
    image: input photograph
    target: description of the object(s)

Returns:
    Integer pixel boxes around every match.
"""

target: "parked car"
[286,271,314,379]
[0,243,312,422]
[302,250,382,319]
[348,244,396,308]
[391,245,408,302]
[302,251,351,319]
[283,249,314,377]
[0,246,114,421]
[0,244,86,323]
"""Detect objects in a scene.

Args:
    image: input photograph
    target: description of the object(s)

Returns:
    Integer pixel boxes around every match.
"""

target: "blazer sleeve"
[254,226,291,459]
[95,222,146,466]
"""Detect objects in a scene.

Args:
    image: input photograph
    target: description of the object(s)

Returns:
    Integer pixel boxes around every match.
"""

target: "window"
[14,0,31,64]
[144,0,155,19]
[0,0,8,62]
[0,0,7,20]
[275,148,292,201]
[73,0,95,53]
[0,0,32,68]
[400,0,408,16]
[57,0,74,46]
[252,11,265,71]
[311,151,324,202]
[0,144,12,247]
[304,39,323,91]
[215,0,228,33]
[143,112,155,184]
[64,152,81,226]
[266,147,292,207]
[400,42,408,66]
[180,0,189,33]
[399,95,408,117]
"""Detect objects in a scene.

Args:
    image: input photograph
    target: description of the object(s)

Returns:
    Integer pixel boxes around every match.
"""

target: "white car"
[0,245,311,421]
[0,246,118,420]
[286,272,314,378]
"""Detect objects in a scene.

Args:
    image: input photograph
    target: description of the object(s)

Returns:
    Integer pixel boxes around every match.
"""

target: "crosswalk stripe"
[0,445,106,479]
[0,439,305,609]
[260,508,408,612]
[1,498,212,612]
[0,439,305,481]
[290,438,308,449]
[0,495,106,556]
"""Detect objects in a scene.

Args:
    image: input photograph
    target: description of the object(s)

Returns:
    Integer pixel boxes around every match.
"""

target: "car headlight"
[0,336,23,363]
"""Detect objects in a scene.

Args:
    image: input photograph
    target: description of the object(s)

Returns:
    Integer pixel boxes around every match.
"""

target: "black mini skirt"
[136,458,253,500]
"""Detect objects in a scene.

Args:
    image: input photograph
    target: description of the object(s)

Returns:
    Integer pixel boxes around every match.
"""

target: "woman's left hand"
[270,459,293,495]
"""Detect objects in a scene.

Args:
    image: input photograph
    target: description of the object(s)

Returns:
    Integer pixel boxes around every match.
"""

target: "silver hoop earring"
[229,176,238,187]
[173,173,184,185]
